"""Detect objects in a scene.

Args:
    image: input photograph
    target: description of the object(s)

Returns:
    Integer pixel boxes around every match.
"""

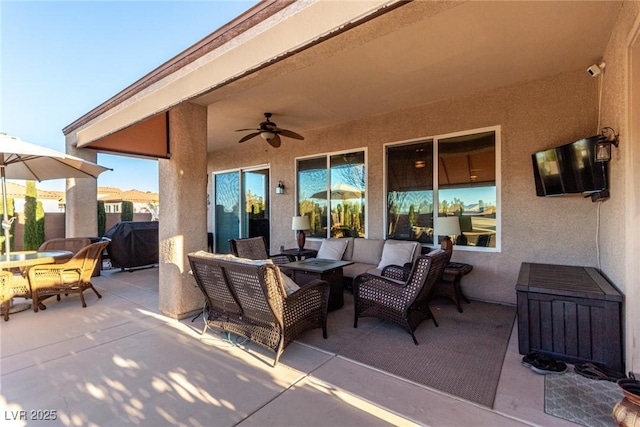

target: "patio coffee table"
[280,259,353,311]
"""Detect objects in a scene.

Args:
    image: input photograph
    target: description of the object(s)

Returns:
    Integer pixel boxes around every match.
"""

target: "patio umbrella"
[0,133,111,257]
[310,183,364,200]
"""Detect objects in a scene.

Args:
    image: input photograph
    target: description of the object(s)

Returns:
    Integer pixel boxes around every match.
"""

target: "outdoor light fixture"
[275,180,285,194]
[435,216,461,254]
[595,127,620,162]
[291,215,310,251]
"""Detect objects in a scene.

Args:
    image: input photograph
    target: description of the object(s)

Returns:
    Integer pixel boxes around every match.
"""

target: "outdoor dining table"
[0,250,74,315]
[0,250,73,270]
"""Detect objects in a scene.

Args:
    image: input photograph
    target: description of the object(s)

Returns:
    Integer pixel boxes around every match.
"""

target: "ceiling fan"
[236,112,304,148]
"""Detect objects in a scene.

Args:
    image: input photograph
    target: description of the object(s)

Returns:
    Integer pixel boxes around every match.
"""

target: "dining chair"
[28,241,109,311]
[38,237,92,255]
[1,271,31,321]
[38,237,102,277]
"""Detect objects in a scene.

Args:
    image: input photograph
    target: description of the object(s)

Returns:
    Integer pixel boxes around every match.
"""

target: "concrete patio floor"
[0,267,582,426]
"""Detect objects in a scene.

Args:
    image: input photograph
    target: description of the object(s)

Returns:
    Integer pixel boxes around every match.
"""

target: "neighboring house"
[4,181,159,217]
[5,181,65,213]
[2,182,157,249]
[97,187,159,220]
[61,1,640,372]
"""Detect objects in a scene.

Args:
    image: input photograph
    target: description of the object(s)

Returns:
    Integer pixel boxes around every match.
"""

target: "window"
[387,141,434,243]
[386,128,499,250]
[297,150,366,238]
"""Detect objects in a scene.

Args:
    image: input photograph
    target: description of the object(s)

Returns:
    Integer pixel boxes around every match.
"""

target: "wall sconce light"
[595,127,620,162]
[275,180,285,194]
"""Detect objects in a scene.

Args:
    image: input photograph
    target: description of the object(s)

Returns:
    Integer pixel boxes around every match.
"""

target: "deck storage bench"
[516,262,624,372]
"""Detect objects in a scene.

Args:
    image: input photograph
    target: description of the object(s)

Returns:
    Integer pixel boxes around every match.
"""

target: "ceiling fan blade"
[236,128,259,132]
[239,132,260,143]
[276,128,304,140]
[268,133,281,148]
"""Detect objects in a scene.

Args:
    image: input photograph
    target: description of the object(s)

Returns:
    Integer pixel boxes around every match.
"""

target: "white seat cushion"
[193,251,273,266]
[316,238,349,260]
[191,251,296,296]
[280,274,300,295]
[376,241,419,270]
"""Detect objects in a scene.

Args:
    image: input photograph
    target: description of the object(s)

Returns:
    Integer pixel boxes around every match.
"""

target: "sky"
[0,0,259,193]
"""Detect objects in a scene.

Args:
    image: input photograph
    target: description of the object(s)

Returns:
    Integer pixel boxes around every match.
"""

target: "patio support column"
[158,102,207,318]
[64,137,99,238]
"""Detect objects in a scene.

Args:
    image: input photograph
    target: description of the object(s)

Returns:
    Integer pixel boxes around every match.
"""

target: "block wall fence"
[11,212,152,251]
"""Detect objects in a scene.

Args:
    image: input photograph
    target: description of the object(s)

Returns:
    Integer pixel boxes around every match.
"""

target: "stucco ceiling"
[192,0,622,152]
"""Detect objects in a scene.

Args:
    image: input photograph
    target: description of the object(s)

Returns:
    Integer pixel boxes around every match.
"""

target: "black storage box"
[104,221,158,270]
[516,262,624,372]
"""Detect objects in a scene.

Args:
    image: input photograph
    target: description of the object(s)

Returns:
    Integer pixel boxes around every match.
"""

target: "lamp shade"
[292,215,310,231]
[260,131,275,141]
[435,216,461,237]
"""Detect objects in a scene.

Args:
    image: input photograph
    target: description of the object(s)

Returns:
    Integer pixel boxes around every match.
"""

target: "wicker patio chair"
[38,237,92,255]
[28,241,110,311]
[187,251,330,366]
[37,237,103,277]
[353,249,450,345]
[229,236,294,265]
[1,271,31,321]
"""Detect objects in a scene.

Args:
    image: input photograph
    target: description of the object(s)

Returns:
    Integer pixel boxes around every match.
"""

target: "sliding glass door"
[242,169,270,247]
[213,167,270,253]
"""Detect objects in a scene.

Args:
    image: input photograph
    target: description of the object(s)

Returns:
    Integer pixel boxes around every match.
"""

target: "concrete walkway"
[0,267,580,426]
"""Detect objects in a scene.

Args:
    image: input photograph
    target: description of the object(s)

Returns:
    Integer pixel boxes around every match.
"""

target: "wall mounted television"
[532,135,609,197]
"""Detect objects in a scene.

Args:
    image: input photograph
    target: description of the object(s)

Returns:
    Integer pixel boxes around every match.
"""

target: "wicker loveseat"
[187,251,330,366]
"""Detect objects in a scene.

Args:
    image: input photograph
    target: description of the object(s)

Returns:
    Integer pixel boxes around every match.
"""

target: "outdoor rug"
[297,293,516,408]
[545,371,623,427]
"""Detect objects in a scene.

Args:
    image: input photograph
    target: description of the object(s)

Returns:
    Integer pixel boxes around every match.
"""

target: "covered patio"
[57,0,638,411]
[1,267,578,426]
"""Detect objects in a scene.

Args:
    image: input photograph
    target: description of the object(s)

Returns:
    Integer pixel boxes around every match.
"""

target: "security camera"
[587,61,606,77]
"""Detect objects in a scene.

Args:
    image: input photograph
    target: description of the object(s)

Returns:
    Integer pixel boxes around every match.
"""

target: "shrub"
[121,201,134,222]
[36,201,45,248]
[97,200,106,237]
[24,181,39,250]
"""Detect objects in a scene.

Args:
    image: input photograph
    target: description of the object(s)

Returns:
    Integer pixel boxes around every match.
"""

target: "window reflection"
[214,171,239,253]
[298,151,366,238]
[387,142,434,243]
[386,130,498,249]
[437,132,497,248]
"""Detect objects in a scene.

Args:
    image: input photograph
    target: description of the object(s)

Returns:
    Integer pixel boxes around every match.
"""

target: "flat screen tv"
[532,135,608,197]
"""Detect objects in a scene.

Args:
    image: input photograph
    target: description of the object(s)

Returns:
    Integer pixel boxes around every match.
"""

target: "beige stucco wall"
[64,137,99,238]
[598,0,640,374]
[208,68,602,305]
[158,102,207,318]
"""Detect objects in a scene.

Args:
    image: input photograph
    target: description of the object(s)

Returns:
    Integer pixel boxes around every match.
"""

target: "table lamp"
[435,216,461,254]
[292,215,310,251]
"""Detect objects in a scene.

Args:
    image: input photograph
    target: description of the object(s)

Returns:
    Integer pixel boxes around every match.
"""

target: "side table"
[433,262,473,313]
[280,248,317,261]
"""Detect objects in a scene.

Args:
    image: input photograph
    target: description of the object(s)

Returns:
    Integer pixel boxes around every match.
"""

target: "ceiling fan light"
[260,131,275,141]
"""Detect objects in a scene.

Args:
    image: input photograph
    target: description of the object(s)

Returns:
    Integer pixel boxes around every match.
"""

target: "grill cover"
[104,221,158,269]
